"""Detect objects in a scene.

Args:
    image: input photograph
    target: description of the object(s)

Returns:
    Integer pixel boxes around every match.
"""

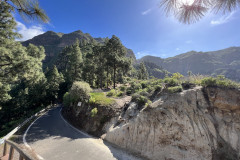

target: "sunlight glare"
[180,0,195,5]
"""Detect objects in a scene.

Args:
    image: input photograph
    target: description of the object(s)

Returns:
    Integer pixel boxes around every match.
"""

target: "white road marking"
[59,108,91,138]
[23,109,48,160]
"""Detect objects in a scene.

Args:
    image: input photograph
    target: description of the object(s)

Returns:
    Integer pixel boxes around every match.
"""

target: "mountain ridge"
[22,30,136,67]
[139,46,240,81]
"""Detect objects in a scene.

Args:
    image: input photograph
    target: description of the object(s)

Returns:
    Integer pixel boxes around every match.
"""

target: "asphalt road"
[25,107,143,160]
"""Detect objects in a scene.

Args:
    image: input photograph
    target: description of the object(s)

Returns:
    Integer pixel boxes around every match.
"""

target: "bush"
[120,86,126,91]
[146,86,154,93]
[141,81,148,89]
[116,91,123,97]
[91,108,98,117]
[164,77,179,87]
[63,92,71,107]
[89,96,96,104]
[201,76,239,89]
[154,85,162,92]
[139,90,149,97]
[126,87,133,95]
[132,93,149,106]
[106,89,116,97]
[69,81,92,103]
[167,86,183,93]
[145,100,152,107]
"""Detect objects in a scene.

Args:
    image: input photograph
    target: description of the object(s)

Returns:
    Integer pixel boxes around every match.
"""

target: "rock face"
[64,87,240,160]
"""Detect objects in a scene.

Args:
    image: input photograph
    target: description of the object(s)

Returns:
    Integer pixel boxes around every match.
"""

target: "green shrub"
[120,86,126,91]
[172,72,184,80]
[167,86,183,93]
[91,108,98,117]
[106,89,116,97]
[139,90,149,97]
[201,76,239,89]
[145,100,152,107]
[164,77,179,87]
[132,93,149,106]
[63,92,71,107]
[69,81,92,103]
[116,91,123,97]
[146,86,154,93]
[200,77,217,87]
[126,87,133,95]
[134,83,142,91]
[154,85,162,92]
[141,81,148,89]
[89,96,96,104]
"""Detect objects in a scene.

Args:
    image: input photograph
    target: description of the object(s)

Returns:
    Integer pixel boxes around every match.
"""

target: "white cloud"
[176,48,180,51]
[16,21,45,41]
[210,12,235,26]
[185,40,192,44]
[142,8,152,15]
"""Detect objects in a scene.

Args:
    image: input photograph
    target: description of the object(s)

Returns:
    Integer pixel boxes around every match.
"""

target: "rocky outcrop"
[64,87,240,160]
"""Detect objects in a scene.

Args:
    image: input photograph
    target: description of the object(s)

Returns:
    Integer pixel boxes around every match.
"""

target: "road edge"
[59,107,91,138]
[22,107,55,160]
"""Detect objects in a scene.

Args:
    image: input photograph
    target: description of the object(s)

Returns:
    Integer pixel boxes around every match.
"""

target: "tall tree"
[45,65,64,103]
[106,35,127,89]
[138,62,149,80]
[0,2,45,102]
[68,39,83,82]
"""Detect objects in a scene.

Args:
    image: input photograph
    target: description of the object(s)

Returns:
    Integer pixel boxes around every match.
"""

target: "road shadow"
[25,107,146,160]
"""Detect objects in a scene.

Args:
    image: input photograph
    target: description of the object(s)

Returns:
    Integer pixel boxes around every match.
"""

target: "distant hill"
[139,47,240,81]
[22,30,136,67]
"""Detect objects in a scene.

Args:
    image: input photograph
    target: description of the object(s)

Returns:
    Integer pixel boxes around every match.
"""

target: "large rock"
[64,87,240,160]
[103,87,240,160]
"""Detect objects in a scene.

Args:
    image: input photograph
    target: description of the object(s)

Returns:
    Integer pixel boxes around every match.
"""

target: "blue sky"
[15,0,240,59]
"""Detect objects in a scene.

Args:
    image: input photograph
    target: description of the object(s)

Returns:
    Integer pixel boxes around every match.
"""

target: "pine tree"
[68,39,83,82]
[46,65,64,103]
[138,62,149,80]
[106,35,127,89]
[0,2,45,102]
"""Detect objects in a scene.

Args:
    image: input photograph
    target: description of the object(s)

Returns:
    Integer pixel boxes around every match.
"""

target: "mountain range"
[139,47,240,81]
[22,30,136,67]
[22,30,240,81]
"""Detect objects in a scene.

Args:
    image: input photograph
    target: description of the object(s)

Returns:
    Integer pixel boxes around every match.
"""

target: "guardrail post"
[8,146,14,160]
[3,141,7,156]
[19,154,24,160]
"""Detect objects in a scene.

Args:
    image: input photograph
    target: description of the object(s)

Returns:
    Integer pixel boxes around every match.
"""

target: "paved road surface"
[25,107,143,160]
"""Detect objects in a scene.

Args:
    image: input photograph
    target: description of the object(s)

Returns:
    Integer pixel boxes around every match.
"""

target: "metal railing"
[1,140,35,160]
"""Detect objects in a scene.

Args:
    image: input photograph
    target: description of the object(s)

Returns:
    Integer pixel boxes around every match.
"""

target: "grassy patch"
[167,86,183,93]
[90,92,115,106]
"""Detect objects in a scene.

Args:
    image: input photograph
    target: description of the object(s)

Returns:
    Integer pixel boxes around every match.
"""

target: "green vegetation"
[91,108,98,117]
[90,92,115,106]
[167,86,183,93]
[201,76,240,89]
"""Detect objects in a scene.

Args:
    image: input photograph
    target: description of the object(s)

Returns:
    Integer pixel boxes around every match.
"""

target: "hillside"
[139,47,240,81]
[22,30,136,67]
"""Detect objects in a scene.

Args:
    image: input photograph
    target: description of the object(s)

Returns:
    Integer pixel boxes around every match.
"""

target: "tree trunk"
[113,64,116,89]
[107,65,109,89]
